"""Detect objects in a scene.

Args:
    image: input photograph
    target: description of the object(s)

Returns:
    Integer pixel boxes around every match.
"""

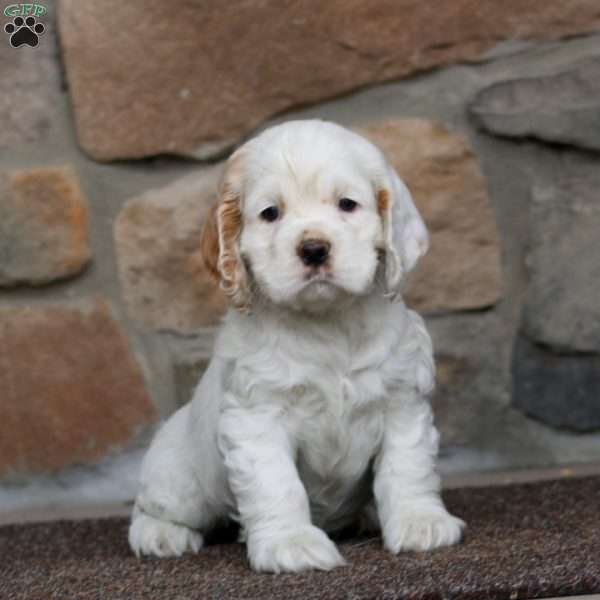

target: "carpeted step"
[1,476,599,600]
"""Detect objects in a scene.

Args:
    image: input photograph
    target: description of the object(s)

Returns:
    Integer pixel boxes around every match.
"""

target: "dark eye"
[338,198,358,212]
[260,206,280,222]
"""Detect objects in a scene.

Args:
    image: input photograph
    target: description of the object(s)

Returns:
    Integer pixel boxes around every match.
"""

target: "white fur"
[129,120,464,572]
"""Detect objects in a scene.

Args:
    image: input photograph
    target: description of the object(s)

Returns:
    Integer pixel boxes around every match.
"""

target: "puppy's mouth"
[301,268,341,296]
[297,267,340,300]
[303,267,333,283]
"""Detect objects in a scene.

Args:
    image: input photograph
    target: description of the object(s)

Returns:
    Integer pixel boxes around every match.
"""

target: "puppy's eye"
[260,206,280,222]
[338,198,358,213]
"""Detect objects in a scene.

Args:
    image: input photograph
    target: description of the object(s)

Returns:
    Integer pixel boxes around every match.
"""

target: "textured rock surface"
[512,334,600,432]
[114,168,226,334]
[0,166,91,286]
[358,119,502,314]
[427,312,511,453]
[170,337,215,406]
[58,0,600,160]
[0,0,62,148]
[0,300,157,477]
[522,153,600,352]
[470,57,600,151]
[174,354,210,407]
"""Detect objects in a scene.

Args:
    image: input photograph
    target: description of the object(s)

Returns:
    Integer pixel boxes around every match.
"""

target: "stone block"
[0,0,62,148]
[522,154,600,353]
[470,57,600,152]
[58,0,600,160]
[358,119,503,314]
[114,167,226,334]
[0,299,157,477]
[0,166,91,287]
[512,334,600,432]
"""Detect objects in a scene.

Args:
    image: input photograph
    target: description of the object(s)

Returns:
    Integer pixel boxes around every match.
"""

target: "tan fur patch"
[302,228,328,242]
[217,191,243,288]
[200,203,220,281]
[377,189,390,214]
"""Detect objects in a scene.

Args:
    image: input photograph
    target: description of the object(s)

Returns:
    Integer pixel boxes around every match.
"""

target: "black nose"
[298,238,331,267]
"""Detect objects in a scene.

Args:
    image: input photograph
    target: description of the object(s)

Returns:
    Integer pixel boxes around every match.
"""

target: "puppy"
[128,119,464,573]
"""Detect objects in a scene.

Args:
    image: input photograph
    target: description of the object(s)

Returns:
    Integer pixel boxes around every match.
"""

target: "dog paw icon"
[5,16,45,48]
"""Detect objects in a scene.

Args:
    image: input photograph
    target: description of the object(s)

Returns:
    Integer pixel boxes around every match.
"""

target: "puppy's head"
[201,120,428,313]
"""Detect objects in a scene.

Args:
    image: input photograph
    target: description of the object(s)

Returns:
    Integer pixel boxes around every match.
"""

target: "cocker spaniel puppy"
[129,120,464,573]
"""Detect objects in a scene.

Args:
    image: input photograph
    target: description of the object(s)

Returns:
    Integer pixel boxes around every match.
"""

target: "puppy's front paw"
[129,512,204,557]
[248,524,346,573]
[383,509,465,554]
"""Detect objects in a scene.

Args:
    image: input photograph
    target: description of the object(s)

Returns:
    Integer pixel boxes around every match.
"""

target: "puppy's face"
[240,135,384,310]
[202,120,428,313]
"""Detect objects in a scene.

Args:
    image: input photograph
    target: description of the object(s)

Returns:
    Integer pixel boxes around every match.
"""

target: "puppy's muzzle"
[298,238,331,267]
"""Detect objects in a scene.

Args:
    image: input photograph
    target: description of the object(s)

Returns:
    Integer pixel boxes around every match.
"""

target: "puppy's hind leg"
[129,404,227,558]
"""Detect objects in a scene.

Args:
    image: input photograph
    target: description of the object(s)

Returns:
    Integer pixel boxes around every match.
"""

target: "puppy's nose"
[298,238,331,267]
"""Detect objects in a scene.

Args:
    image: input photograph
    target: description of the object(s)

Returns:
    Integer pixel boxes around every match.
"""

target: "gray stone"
[0,1,63,149]
[470,57,600,151]
[512,334,600,432]
[174,355,209,407]
[170,336,216,407]
[522,153,600,353]
[432,353,479,446]
[167,332,217,407]
[427,311,512,451]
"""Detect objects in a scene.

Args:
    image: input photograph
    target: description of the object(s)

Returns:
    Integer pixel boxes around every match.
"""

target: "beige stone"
[0,166,91,287]
[357,119,502,313]
[0,299,157,477]
[58,0,600,161]
[114,167,227,334]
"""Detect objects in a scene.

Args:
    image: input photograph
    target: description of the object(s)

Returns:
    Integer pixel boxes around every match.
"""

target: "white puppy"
[128,120,464,573]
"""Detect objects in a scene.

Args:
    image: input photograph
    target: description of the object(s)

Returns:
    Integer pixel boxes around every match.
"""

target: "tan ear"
[200,202,220,281]
[200,151,251,312]
[378,167,429,299]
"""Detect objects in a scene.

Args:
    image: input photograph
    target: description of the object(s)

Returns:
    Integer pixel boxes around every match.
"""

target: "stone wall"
[2,1,600,507]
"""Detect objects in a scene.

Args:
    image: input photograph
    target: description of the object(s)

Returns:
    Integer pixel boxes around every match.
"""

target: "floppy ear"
[378,167,429,299]
[200,150,251,312]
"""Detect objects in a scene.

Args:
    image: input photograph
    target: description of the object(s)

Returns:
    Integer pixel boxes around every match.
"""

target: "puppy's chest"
[288,371,385,488]
[297,406,382,475]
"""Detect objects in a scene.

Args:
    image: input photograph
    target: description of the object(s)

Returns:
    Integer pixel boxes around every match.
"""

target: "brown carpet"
[1,476,599,600]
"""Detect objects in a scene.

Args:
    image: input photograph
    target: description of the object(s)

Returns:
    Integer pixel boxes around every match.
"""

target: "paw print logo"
[4,16,45,48]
